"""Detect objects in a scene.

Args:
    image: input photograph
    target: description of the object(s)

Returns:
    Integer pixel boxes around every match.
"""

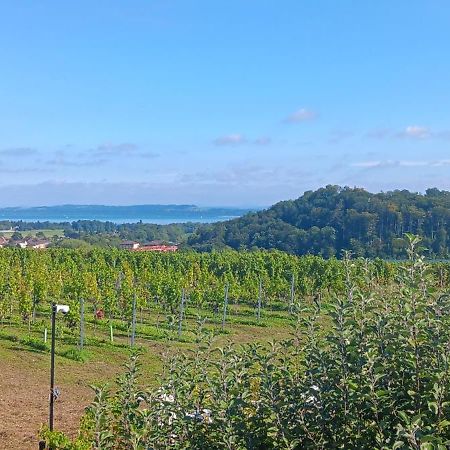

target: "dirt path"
[0,347,119,449]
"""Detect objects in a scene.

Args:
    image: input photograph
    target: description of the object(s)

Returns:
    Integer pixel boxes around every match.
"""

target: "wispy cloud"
[0,166,54,174]
[95,142,139,155]
[46,157,108,167]
[366,125,450,140]
[92,142,158,159]
[0,147,38,157]
[398,125,431,139]
[253,137,272,146]
[328,130,354,144]
[213,134,247,146]
[284,108,317,123]
[365,128,393,139]
[352,159,450,169]
[180,163,311,187]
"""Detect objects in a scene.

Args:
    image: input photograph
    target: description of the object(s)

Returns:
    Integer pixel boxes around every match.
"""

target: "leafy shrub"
[0,330,19,342]
[58,348,90,362]
[21,335,49,352]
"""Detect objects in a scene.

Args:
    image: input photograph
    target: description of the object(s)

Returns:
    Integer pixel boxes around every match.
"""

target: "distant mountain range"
[0,204,257,224]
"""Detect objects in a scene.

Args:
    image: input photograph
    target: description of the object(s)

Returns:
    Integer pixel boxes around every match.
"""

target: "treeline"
[188,185,450,258]
[0,220,196,247]
[65,221,196,246]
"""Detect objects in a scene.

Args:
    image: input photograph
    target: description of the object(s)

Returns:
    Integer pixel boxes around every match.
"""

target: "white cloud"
[253,137,272,145]
[180,163,311,188]
[0,147,39,156]
[92,142,158,159]
[400,125,430,139]
[284,108,317,123]
[352,161,385,168]
[95,142,139,155]
[365,125,450,140]
[352,159,450,169]
[213,134,246,146]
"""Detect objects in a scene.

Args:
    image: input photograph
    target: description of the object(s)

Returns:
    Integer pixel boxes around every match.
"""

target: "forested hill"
[187,186,450,258]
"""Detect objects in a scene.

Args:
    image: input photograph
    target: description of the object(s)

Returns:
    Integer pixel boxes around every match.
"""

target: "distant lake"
[2,216,241,225]
[0,205,258,225]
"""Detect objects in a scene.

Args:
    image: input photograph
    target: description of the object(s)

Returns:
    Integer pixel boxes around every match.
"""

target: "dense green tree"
[188,186,450,258]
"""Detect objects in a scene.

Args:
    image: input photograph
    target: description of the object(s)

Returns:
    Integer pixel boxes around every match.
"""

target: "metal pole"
[257,278,262,321]
[178,289,185,337]
[131,293,137,347]
[290,273,295,313]
[222,283,229,331]
[79,297,84,350]
[49,303,56,432]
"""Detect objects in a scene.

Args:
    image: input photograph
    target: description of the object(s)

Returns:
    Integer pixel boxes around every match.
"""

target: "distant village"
[0,232,178,252]
[0,235,51,249]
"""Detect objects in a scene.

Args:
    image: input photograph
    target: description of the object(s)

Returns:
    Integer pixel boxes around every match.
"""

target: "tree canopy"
[188,185,450,258]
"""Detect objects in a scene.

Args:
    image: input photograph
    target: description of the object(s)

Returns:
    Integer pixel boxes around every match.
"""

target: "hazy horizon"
[0,184,444,209]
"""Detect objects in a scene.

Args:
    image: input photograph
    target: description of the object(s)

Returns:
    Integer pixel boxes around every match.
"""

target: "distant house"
[15,240,28,249]
[27,239,50,249]
[134,244,178,252]
[0,236,9,248]
[120,240,140,250]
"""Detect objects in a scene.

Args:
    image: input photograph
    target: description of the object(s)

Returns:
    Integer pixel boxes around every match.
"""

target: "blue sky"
[0,0,449,206]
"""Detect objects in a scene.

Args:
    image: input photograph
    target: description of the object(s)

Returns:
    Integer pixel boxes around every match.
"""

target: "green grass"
[0,229,65,238]
[0,300,301,382]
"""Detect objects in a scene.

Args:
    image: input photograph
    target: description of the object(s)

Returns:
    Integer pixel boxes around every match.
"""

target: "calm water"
[6,216,241,225]
[0,205,257,225]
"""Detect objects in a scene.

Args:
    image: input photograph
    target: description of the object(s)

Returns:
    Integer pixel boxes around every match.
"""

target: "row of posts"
[71,275,296,349]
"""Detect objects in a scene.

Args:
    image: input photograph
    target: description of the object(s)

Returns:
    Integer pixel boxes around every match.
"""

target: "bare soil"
[0,346,121,450]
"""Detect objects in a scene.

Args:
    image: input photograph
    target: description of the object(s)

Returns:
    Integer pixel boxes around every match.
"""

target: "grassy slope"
[0,229,65,238]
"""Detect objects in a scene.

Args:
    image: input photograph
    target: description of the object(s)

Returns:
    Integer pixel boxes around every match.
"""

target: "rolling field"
[0,229,65,239]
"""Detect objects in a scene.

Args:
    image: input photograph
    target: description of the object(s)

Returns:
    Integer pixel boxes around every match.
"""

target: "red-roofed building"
[133,244,178,252]
[120,240,140,250]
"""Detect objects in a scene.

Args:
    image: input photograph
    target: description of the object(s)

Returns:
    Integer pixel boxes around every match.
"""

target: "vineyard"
[0,247,404,340]
[2,238,450,448]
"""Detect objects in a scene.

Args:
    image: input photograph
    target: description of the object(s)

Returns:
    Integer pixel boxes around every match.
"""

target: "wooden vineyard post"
[222,282,229,331]
[257,278,262,321]
[130,292,137,347]
[110,324,114,343]
[79,297,85,350]
[178,289,185,337]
